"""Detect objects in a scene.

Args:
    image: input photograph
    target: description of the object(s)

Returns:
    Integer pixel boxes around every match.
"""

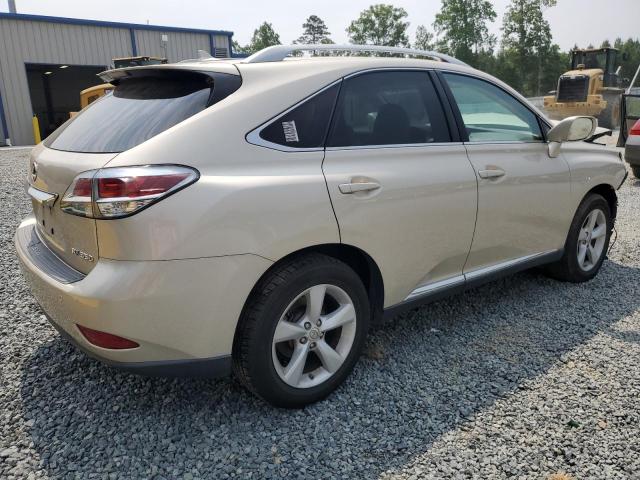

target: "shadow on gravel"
[20,260,640,479]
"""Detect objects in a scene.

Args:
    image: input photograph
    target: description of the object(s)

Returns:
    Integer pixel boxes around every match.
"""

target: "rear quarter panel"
[96,150,339,261]
[96,64,346,261]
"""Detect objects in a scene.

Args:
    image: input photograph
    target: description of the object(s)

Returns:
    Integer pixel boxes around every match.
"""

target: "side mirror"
[547,116,597,157]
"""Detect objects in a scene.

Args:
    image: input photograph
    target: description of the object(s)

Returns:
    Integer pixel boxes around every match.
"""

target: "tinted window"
[443,73,543,142]
[46,73,215,153]
[259,84,339,148]
[328,71,451,147]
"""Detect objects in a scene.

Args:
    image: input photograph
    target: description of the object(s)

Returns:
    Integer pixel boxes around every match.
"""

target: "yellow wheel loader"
[544,48,625,129]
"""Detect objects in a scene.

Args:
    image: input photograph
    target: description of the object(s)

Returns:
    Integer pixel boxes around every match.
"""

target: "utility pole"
[8,0,17,13]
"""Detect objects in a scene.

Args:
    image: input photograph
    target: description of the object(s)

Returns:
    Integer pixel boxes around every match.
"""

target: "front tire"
[545,193,612,282]
[632,166,640,179]
[233,253,370,408]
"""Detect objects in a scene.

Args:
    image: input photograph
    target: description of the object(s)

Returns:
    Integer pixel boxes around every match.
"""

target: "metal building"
[0,12,234,146]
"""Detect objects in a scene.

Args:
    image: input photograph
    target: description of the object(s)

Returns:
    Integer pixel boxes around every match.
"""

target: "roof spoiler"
[98,64,238,83]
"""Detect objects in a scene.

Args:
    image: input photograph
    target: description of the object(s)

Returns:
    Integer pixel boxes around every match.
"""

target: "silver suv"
[16,45,627,407]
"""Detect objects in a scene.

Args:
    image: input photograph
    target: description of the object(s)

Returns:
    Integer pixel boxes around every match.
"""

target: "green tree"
[296,15,332,44]
[413,25,434,51]
[433,0,497,65]
[346,4,410,47]
[501,0,557,96]
[232,40,249,55]
[248,22,281,54]
[539,44,570,94]
[617,38,640,86]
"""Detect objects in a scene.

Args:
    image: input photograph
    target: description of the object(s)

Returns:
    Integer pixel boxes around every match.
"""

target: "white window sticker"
[282,120,299,143]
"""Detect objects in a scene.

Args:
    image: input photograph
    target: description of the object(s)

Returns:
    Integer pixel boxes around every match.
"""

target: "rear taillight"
[77,325,139,349]
[61,173,95,217]
[60,165,198,219]
[630,119,640,136]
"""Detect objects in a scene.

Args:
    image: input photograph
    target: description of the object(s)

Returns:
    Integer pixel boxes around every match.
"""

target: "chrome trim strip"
[463,141,546,146]
[404,250,560,302]
[325,142,464,152]
[464,250,559,281]
[27,186,58,207]
[405,275,465,301]
[343,66,437,80]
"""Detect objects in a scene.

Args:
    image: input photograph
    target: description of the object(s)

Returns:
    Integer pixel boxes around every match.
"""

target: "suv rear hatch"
[28,66,240,275]
[28,147,116,274]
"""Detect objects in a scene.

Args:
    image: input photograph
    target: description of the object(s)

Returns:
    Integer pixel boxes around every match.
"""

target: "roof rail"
[244,44,470,67]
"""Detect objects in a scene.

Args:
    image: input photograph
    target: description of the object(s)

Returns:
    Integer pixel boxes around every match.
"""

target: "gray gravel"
[1,146,640,479]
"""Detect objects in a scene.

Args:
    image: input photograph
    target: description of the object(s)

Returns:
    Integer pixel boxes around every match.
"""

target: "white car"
[15,45,627,407]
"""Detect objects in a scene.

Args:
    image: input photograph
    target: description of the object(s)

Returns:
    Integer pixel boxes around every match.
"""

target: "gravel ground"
[1,146,640,479]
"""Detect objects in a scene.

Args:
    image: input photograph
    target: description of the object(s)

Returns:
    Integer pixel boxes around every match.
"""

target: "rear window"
[45,72,225,153]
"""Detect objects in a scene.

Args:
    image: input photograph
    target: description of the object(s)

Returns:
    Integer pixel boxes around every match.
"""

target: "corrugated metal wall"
[0,17,231,146]
[134,30,211,61]
[211,35,231,57]
[0,18,132,145]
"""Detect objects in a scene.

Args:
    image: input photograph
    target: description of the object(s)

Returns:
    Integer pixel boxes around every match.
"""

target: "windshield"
[45,74,212,153]
[572,51,607,70]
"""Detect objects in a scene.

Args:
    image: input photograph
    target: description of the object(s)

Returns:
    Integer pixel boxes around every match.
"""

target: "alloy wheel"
[271,284,357,389]
[576,208,607,272]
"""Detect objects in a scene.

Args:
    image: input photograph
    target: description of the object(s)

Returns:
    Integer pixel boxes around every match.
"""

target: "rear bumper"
[15,215,273,376]
[48,318,231,378]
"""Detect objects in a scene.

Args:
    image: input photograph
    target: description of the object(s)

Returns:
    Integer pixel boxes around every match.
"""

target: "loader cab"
[571,48,620,88]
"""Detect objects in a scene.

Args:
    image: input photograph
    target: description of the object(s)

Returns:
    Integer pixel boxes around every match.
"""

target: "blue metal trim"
[129,28,138,56]
[0,85,9,143]
[24,61,109,69]
[0,12,234,37]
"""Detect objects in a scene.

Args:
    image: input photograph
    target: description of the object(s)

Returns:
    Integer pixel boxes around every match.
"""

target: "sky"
[3,0,639,51]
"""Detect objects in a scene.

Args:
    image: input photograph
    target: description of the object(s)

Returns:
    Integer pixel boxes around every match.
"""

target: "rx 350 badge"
[71,248,94,262]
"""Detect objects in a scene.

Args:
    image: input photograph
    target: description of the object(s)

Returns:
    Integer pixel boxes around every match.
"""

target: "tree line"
[234,1,640,97]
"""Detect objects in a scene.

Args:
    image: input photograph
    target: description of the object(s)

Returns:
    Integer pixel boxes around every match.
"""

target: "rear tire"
[545,194,612,283]
[232,253,370,408]
[632,166,640,179]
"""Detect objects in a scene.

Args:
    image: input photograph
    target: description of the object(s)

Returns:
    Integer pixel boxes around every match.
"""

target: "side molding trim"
[385,249,563,320]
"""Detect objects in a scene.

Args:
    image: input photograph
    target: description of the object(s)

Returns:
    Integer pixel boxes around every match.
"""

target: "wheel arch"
[586,183,618,220]
[240,244,385,328]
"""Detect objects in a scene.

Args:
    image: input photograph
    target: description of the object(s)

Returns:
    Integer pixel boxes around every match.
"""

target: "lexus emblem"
[31,160,38,182]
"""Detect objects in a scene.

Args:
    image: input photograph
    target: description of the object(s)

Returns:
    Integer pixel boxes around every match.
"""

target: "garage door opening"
[26,63,106,140]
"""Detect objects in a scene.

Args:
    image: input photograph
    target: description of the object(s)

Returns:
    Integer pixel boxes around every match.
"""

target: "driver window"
[443,73,543,143]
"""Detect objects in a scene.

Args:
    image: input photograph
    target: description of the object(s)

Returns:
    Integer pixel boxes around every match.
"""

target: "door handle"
[338,181,381,194]
[478,168,506,179]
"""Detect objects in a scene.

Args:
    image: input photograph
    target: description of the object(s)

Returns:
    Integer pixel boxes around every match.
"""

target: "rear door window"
[45,71,238,153]
[327,71,451,147]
